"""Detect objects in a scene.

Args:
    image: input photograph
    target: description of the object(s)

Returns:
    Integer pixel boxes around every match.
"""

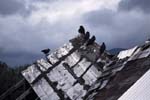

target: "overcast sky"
[0,0,150,66]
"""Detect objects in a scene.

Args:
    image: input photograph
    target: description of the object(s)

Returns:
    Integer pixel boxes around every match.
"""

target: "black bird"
[86,35,96,46]
[78,25,85,35]
[41,48,50,54]
[99,42,106,55]
[84,31,90,41]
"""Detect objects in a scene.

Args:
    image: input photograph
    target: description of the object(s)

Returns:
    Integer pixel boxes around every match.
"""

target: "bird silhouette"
[78,25,85,35]
[86,35,96,46]
[41,48,50,55]
[84,31,90,41]
[99,42,106,55]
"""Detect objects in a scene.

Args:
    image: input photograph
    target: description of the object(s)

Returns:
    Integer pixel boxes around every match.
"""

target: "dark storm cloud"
[0,0,26,15]
[0,50,41,67]
[0,15,77,66]
[119,0,150,13]
[84,9,115,28]
[32,0,57,2]
[83,1,150,49]
[0,0,42,16]
[1,0,150,66]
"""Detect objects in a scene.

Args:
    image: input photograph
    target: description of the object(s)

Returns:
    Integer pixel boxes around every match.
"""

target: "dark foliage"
[0,61,28,95]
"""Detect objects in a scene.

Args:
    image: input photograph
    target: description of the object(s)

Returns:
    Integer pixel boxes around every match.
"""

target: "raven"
[86,35,96,46]
[99,42,106,55]
[41,48,50,54]
[78,25,85,35]
[84,31,90,41]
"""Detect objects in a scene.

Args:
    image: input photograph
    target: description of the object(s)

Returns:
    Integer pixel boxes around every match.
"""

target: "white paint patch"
[117,46,138,59]
[119,69,150,100]
[22,64,41,83]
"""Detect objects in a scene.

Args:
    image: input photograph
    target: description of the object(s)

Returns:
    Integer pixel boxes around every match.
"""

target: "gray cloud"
[0,0,40,17]
[32,0,57,2]
[0,15,79,66]
[83,5,150,49]
[0,0,26,15]
[119,0,150,13]
[0,0,150,66]
[84,9,115,28]
[0,18,73,52]
[0,50,41,67]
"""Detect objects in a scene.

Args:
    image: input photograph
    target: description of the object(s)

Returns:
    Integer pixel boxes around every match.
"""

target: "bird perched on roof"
[99,42,106,55]
[41,48,50,55]
[86,35,96,46]
[84,31,90,41]
[78,25,85,35]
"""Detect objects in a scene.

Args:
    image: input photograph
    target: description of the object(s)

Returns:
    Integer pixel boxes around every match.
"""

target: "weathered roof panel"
[22,64,41,83]
[32,78,60,100]
[22,34,106,100]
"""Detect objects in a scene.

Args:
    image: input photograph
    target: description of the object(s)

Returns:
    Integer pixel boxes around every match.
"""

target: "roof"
[22,34,113,100]
[21,31,150,100]
[95,57,150,100]
[95,41,150,100]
